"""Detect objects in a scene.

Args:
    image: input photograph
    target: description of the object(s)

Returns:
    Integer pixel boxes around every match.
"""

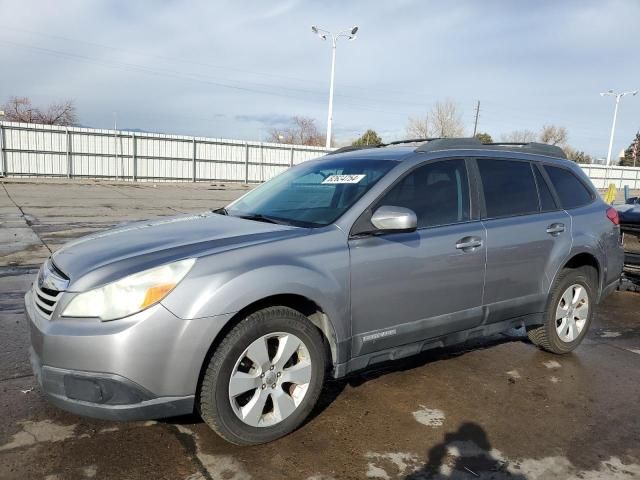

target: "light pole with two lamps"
[600,89,638,165]
[311,25,359,149]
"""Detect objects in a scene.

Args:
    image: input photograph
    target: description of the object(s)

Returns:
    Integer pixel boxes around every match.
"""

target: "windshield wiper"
[238,213,285,225]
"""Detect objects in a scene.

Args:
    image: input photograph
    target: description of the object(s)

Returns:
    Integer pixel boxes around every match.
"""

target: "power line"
[0,25,435,104]
[0,38,421,118]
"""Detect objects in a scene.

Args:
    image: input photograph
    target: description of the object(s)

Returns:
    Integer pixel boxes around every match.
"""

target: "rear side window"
[544,166,593,209]
[534,167,557,211]
[379,159,470,228]
[477,159,538,218]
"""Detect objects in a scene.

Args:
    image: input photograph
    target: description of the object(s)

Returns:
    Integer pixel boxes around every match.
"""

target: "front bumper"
[29,347,194,421]
[25,288,233,421]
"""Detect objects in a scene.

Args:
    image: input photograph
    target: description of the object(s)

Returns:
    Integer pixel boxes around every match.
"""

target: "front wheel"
[197,307,326,445]
[527,267,595,354]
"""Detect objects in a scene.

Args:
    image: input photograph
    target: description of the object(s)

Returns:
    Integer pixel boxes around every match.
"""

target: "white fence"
[2,121,640,189]
[0,121,329,183]
[580,164,640,190]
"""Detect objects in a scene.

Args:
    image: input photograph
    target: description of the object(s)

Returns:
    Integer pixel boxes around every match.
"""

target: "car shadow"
[306,328,528,423]
[162,329,529,432]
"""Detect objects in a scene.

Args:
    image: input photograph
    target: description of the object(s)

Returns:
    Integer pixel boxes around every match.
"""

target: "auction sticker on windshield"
[322,174,366,184]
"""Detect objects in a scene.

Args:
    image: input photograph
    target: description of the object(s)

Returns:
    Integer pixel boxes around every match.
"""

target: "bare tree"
[500,129,537,143]
[405,100,465,139]
[1,96,77,126]
[39,100,77,126]
[431,100,465,137]
[539,124,568,146]
[406,115,432,138]
[2,97,38,123]
[269,116,326,146]
[563,146,593,164]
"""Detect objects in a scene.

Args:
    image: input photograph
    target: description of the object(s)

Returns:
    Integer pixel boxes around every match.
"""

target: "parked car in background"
[616,196,640,277]
[26,138,624,445]
[617,196,640,226]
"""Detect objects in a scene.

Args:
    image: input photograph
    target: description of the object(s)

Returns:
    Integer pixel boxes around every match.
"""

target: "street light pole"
[326,37,337,150]
[311,25,359,149]
[601,89,638,166]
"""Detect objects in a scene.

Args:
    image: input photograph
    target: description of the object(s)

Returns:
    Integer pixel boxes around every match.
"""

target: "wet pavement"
[1,178,639,480]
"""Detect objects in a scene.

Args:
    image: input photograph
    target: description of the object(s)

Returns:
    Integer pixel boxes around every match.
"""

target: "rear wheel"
[197,307,326,445]
[527,267,595,354]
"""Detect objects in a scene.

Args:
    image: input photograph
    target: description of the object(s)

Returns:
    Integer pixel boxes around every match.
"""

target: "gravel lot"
[1,178,640,480]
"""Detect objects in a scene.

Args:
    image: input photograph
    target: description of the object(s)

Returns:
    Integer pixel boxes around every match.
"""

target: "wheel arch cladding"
[195,293,339,399]
[563,252,600,290]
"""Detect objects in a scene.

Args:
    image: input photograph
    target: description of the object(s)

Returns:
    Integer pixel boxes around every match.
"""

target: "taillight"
[606,207,619,225]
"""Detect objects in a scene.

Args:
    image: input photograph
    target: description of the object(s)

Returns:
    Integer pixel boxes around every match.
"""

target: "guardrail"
[0,121,330,183]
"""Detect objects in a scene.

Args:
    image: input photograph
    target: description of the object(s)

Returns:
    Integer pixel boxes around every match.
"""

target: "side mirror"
[370,205,417,232]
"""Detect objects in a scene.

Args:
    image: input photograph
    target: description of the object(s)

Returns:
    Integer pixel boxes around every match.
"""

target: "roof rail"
[386,138,438,146]
[328,138,567,159]
[415,138,567,159]
[485,142,567,158]
[327,138,438,155]
[414,138,483,152]
[326,145,379,155]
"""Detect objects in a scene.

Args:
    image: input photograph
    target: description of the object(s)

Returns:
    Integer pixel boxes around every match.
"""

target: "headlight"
[62,258,195,321]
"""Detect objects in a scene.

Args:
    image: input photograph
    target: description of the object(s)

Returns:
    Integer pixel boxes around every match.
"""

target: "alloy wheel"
[228,332,312,427]
[555,283,589,342]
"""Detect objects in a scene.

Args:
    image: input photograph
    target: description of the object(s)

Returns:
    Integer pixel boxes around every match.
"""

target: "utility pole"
[472,100,480,137]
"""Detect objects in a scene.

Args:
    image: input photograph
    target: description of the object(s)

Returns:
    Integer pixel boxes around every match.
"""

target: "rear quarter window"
[544,165,594,209]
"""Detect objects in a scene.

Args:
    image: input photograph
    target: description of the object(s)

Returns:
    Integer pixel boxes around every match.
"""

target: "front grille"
[33,259,69,319]
[34,284,62,319]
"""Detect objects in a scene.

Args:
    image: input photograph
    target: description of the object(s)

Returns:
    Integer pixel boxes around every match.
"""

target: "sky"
[0,0,639,158]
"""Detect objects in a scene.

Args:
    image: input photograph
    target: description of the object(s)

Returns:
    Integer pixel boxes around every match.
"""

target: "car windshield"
[225,157,398,227]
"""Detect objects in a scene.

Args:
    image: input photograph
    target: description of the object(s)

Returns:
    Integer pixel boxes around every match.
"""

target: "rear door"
[477,158,571,322]
[349,158,486,357]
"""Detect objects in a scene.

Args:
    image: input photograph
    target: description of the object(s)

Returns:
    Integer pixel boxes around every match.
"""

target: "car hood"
[52,211,305,291]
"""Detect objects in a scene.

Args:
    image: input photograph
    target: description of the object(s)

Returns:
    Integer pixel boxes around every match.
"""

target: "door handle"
[456,236,483,251]
[546,223,565,235]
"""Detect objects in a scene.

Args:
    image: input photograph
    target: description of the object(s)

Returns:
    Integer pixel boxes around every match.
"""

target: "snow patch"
[412,405,445,427]
[81,465,98,478]
[173,425,250,480]
[0,420,76,451]
[543,360,561,369]
[506,369,521,379]
[365,452,421,479]
[600,331,621,338]
[365,442,640,479]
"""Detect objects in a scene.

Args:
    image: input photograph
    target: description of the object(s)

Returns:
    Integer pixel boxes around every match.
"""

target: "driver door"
[348,158,486,357]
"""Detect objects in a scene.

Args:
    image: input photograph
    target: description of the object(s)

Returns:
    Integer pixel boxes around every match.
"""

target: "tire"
[197,306,326,445]
[527,266,596,354]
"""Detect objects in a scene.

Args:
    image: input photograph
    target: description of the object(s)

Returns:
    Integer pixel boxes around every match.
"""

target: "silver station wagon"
[26,138,624,445]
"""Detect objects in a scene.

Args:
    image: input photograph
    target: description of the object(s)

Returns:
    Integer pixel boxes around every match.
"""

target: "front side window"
[478,159,538,218]
[376,159,471,228]
[544,165,593,209]
[226,158,398,227]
